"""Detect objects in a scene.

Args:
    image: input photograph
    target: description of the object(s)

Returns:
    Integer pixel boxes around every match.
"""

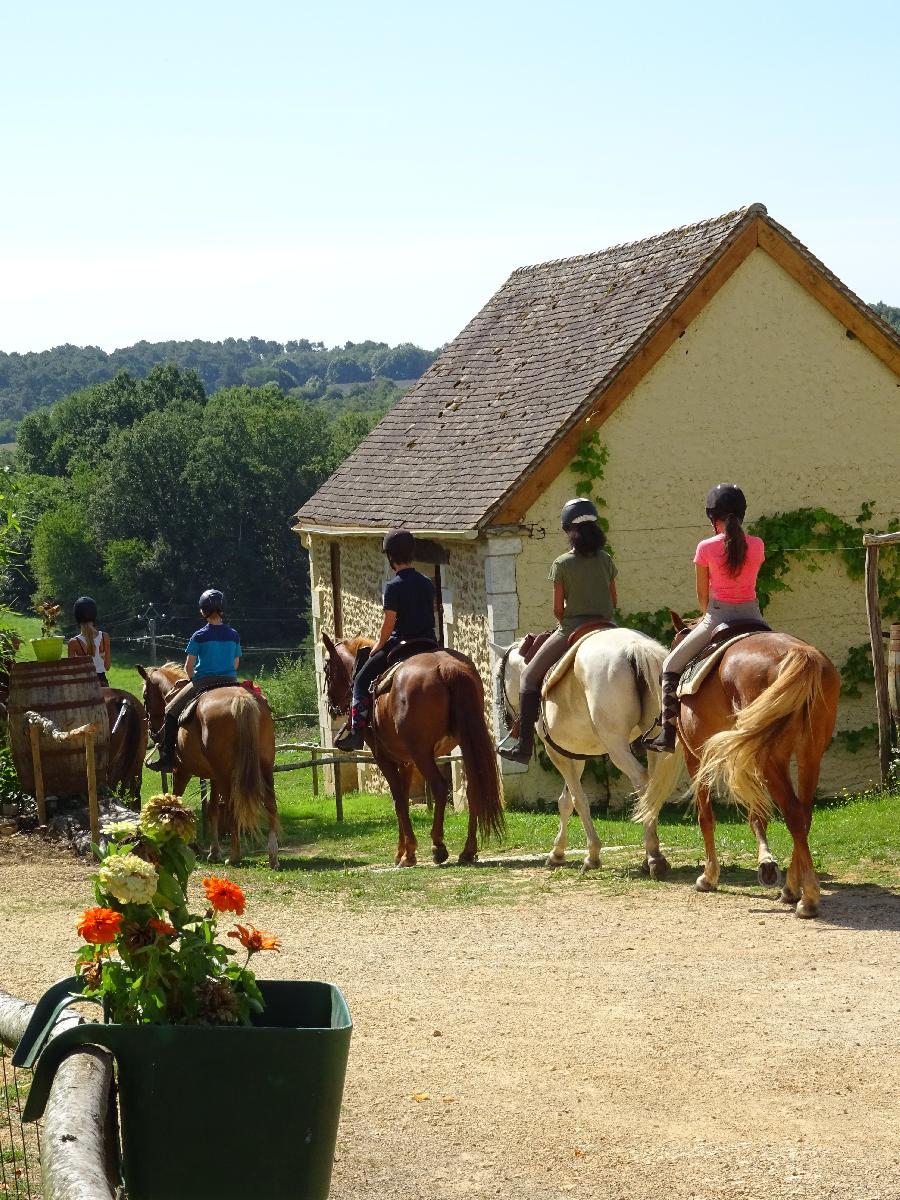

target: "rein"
[496,643,517,735]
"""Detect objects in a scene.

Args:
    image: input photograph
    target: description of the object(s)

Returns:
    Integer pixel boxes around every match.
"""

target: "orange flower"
[227,924,281,953]
[148,918,177,938]
[201,876,246,916]
[77,907,123,945]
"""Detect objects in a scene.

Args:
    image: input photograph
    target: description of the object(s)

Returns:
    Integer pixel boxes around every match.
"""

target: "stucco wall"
[507,247,898,805]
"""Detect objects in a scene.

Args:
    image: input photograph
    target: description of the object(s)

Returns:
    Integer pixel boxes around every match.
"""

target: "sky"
[1,0,898,353]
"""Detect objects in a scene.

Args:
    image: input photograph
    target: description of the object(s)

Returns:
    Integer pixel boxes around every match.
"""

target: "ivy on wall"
[570,432,610,533]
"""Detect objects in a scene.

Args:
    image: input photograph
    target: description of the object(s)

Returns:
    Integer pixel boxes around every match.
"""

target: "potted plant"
[15,794,352,1200]
[30,599,64,661]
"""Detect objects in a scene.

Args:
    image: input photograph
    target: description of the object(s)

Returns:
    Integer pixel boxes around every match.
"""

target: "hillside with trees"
[0,337,439,440]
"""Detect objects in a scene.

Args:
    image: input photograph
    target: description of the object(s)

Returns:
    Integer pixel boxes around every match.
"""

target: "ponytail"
[81,622,97,657]
[723,513,747,576]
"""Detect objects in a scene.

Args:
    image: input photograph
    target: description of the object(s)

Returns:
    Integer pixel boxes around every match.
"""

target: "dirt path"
[1,844,899,1200]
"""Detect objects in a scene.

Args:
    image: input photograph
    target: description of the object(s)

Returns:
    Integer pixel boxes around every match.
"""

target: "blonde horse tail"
[693,645,827,825]
[633,740,686,825]
[230,690,265,836]
[449,665,506,844]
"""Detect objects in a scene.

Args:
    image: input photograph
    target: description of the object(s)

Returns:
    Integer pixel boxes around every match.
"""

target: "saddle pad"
[371,661,404,699]
[541,628,612,695]
[176,683,241,727]
[677,634,754,697]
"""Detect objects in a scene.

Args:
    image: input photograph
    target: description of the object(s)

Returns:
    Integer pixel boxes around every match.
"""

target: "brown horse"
[322,634,505,865]
[102,687,148,804]
[138,664,279,868]
[635,613,840,918]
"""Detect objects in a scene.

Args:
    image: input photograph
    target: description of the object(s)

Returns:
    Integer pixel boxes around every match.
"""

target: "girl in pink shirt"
[643,483,766,754]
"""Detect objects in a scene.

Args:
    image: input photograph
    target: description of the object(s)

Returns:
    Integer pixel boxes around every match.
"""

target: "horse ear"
[136,664,150,680]
[321,631,337,657]
[488,640,510,656]
[669,610,686,632]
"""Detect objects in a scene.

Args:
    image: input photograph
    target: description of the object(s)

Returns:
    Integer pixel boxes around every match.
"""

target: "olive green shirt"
[550,550,617,636]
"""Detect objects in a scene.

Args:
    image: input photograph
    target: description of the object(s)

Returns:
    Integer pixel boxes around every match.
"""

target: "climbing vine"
[570,431,610,533]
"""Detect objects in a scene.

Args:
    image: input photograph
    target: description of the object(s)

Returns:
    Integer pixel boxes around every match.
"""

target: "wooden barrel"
[8,659,110,797]
[889,623,900,725]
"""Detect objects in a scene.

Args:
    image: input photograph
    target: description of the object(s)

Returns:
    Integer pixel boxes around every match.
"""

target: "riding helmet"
[705,483,747,522]
[198,588,225,616]
[73,596,98,625]
[382,528,416,563]
[561,497,599,531]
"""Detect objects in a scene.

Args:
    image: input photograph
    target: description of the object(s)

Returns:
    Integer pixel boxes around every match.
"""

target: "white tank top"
[74,630,107,675]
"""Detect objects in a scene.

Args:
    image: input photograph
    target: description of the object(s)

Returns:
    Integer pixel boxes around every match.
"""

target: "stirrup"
[145,750,174,772]
[643,723,676,754]
[497,740,532,765]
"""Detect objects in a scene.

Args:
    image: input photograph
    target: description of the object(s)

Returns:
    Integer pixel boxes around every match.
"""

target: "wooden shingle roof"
[294,203,900,534]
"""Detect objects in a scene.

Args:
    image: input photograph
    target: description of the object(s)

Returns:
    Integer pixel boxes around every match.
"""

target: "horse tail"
[633,741,686,825]
[230,690,265,836]
[624,633,667,726]
[693,645,828,825]
[448,665,505,845]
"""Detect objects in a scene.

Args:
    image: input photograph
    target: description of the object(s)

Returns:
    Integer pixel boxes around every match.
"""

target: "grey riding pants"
[662,599,765,675]
[520,629,570,694]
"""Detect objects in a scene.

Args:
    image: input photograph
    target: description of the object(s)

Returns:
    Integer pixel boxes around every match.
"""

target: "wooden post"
[310,750,319,798]
[84,730,100,849]
[28,723,46,825]
[334,756,343,823]
[864,541,891,784]
[161,769,170,795]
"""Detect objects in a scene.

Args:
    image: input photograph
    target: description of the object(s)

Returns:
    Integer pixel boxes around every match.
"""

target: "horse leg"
[547,782,575,868]
[381,760,417,866]
[602,733,670,880]
[767,760,820,918]
[410,754,453,864]
[693,761,720,892]
[544,747,600,871]
[751,816,782,887]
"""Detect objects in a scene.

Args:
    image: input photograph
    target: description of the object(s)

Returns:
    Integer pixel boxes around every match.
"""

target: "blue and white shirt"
[185,623,242,680]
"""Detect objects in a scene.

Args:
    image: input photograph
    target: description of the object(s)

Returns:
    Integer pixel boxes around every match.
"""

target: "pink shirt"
[694,533,765,604]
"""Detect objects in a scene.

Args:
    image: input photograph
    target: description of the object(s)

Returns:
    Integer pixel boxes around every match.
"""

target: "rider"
[334,529,436,752]
[67,596,112,687]
[498,497,617,765]
[146,588,242,772]
[643,483,766,754]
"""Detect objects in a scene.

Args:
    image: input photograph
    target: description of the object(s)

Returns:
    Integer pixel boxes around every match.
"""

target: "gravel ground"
[1,836,899,1200]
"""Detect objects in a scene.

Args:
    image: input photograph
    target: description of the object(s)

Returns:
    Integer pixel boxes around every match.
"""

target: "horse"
[634,613,840,918]
[322,634,505,866]
[496,628,682,875]
[137,664,280,868]
[102,687,148,804]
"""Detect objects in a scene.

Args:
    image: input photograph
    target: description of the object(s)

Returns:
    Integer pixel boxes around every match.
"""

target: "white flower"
[98,854,159,906]
[102,820,140,840]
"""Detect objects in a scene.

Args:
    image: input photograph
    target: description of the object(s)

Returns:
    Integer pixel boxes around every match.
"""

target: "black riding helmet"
[198,588,225,616]
[73,596,98,625]
[561,497,599,531]
[705,483,747,523]
[382,529,416,563]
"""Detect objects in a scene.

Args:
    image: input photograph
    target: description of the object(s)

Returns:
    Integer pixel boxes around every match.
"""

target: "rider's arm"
[185,654,197,680]
[553,582,565,623]
[609,579,618,609]
[102,633,112,670]
[695,564,710,612]
[372,610,397,654]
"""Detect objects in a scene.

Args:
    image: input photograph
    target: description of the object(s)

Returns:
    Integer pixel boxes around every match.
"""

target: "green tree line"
[0,337,439,441]
[4,364,398,637]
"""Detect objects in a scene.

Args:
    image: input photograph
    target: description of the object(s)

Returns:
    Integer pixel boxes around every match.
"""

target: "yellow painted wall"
[510,247,898,804]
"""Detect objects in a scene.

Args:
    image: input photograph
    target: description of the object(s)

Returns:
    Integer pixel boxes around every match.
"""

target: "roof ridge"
[510,203,767,276]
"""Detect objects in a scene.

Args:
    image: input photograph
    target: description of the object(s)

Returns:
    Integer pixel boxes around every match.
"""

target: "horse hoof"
[397,855,417,868]
[779,887,800,905]
[545,854,566,869]
[269,858,281,871]
[457,852,478,866]
[648,856,671,882]
[695,875,717,893]
[432,844,449,865]
[758,860,782,887]
[580,859,601,874]
[206,851,222,864]
[795,899,819,919]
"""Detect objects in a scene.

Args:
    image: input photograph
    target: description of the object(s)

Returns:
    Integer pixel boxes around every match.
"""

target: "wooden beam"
[758,222,900,379]
[489,218,762,525]
[863,531,900,547]
[864,544,892,785]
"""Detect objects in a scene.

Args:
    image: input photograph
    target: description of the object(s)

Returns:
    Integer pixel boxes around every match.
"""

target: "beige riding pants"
[662,599,765,675]
[520,629,570,694]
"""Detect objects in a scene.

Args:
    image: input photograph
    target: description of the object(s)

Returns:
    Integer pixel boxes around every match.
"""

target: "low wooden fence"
[0,991,116,1200]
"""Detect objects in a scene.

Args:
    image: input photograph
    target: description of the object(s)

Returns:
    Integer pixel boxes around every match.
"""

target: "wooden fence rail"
[0,990,116,1200]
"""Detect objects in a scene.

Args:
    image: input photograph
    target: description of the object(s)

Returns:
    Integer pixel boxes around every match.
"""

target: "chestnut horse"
[635,614,840,918]
[138,664,279,868]
[102,687,148,804]
[322,634,504,865]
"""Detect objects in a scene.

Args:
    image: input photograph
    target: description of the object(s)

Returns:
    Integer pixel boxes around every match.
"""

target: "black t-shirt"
[383,568,436,641]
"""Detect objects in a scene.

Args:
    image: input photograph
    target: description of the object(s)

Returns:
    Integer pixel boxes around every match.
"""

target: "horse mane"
[159,661,188,681]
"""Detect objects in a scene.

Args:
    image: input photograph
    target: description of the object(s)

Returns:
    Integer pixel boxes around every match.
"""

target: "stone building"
[294,203,900,804]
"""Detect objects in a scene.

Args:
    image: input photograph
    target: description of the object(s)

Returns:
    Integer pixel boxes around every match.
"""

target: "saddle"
[520,620,617,664]
[174,680,242,727]
[370,640,442,699]
[677,620,772,698]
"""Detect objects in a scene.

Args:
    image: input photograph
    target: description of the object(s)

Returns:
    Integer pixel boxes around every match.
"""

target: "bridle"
[322,643,351,718]
[495,642,518,735]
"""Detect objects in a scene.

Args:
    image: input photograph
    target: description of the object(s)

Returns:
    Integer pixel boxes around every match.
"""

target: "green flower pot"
[16,976,352,1200]
[30,636,65,661]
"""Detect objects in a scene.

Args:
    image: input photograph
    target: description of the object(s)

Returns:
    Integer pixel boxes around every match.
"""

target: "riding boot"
[334,697,371,752]
[146,712,178,771]
[498,690,541,764]
[642,672,680,754]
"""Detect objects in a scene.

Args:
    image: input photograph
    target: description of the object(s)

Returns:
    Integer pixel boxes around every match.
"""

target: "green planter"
[15,976,352,1200]
[30,636,65,661]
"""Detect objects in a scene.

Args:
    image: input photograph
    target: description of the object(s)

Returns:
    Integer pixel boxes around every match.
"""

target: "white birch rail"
[0,989,117,1200]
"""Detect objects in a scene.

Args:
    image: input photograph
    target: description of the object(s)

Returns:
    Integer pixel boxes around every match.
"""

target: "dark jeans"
[352,647,389,707]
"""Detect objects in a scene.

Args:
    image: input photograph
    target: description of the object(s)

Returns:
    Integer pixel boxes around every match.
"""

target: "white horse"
[494,628,683,874]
